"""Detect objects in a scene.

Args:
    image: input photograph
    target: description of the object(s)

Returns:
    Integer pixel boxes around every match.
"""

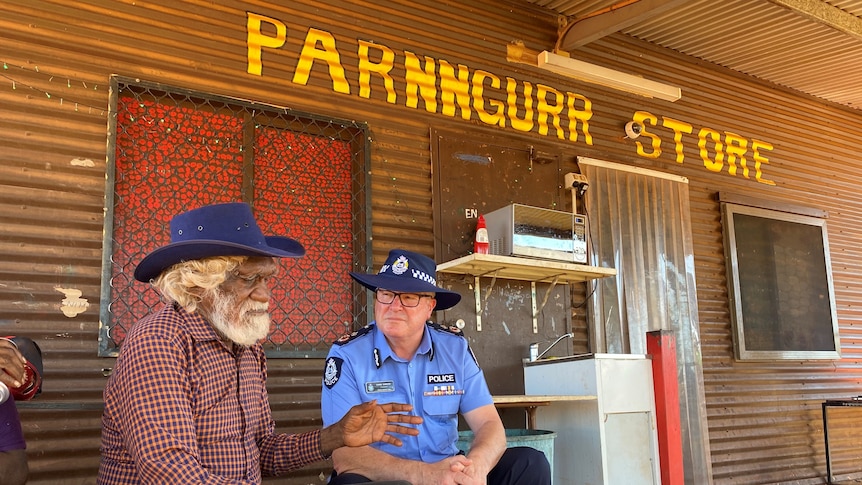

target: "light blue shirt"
[321,322,493,463]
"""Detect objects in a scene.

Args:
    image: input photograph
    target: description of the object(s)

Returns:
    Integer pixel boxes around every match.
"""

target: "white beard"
[209,290,271,347]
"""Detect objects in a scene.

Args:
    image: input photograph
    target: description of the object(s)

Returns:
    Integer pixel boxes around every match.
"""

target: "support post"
[647,330,685,485]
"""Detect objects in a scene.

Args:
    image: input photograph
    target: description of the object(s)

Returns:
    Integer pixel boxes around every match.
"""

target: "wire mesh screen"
[98,77,370,358]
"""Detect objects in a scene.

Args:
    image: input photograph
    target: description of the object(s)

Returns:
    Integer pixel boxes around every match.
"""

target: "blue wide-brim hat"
[134,202,305,282]
[350,249,461,311]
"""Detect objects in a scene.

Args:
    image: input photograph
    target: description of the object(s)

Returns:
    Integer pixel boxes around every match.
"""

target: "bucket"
[456,428,556,471]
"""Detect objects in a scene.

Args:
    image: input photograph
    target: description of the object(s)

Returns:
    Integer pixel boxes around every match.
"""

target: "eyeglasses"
[375,289,434,308]
[228,271,275,290]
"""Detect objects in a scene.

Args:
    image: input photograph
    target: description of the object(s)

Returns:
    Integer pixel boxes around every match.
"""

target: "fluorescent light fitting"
[537,50,681,102]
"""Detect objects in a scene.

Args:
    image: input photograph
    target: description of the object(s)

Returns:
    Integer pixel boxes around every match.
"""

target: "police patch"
[427,373,456,384]
[323,357,343,389]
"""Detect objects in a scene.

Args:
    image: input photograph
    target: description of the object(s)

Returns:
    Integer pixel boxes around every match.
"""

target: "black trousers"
[329,447,551,485]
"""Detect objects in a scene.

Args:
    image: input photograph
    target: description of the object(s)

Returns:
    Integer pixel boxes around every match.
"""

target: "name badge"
[365,380,395,393]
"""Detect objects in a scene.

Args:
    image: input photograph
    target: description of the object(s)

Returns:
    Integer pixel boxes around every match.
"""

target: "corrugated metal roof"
[521,0,862,110]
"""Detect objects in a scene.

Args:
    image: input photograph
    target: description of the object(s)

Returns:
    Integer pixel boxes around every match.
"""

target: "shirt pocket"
[422,395,460,450]
[423,394,460,417]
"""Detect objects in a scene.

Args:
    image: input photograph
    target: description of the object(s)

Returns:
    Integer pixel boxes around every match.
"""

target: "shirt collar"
[372,323,434,366]
[171,303,249,355]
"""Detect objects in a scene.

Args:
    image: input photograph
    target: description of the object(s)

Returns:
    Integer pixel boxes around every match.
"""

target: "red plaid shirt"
[98,303,324,484]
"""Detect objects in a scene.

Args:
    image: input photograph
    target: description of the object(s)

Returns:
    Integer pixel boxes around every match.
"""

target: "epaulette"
[427,321,465,338]
[427,321,477,365]
[332,324,374,346]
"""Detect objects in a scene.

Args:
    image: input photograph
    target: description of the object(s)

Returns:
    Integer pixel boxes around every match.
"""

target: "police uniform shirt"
[321,322,493,463]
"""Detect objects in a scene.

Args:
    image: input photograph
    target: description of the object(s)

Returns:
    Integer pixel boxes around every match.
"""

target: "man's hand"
[449,456,490,485]
[0,339,26,390]
[341,400,423,447]
[420,455,473,485]
[320,400,423,456]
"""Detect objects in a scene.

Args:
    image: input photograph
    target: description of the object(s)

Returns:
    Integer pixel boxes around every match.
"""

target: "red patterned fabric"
[254,127,354,347]
[108,96,355,351]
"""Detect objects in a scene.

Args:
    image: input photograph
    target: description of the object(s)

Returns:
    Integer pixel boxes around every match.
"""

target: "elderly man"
[98,202,422,484]
[321,249,550,485]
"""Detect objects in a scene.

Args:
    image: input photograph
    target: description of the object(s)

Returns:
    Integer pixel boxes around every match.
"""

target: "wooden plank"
[493,394,597,404]
[438,253,616,284]
[493,394,598,429]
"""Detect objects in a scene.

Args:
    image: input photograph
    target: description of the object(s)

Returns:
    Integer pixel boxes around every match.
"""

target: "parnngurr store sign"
[246,12,776,186]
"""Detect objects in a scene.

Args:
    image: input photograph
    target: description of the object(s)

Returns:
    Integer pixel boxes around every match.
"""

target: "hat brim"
[350,272,461,311]
[134,236,304,282]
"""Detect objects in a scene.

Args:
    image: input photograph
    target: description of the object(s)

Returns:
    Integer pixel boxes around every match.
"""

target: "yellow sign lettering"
[662,117,693,163]
[246,13,286,76]
[506,77,534,132]
[724,132,749,177]
[404,51,438,112]
[471,70,505,128]
[633,111,661,159]
[244,17,775,186]
[565,93,592,145]
[536,84,565,139]
[752,139,775,185]
[293,28,350,94]
[357,40,396,103]
[698,127,725,173]
[439,60,471,120]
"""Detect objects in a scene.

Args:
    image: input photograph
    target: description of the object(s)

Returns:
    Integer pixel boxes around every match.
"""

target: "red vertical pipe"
[647,330,685,485]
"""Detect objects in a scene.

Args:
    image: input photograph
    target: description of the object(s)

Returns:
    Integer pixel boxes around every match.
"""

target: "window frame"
[721,199,840,361]
[98,76,372,358]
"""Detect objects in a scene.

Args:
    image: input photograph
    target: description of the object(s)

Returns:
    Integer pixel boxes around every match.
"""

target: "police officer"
[321,249,550,485]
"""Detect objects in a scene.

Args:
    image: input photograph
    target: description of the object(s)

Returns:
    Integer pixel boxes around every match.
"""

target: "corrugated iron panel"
[524,0,862,110]
[621,0,862,107]
[832,0,862,15]
[673,67,862,483]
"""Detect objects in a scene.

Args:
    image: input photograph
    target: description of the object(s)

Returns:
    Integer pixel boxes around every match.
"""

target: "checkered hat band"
[379,266,437,286]
[411,269,436,286]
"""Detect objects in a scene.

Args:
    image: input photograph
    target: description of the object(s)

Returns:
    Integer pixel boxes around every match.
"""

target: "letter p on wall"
[247,12,287,75]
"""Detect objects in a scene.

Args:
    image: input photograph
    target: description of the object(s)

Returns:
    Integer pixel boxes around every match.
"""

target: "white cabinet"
[523,353,661,485]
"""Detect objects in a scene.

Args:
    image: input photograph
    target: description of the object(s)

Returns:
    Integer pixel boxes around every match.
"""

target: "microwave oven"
[483,203,587,264]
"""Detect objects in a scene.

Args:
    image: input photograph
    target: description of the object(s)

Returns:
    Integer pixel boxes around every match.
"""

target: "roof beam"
[767,0,862,41]
[557,0,692,52]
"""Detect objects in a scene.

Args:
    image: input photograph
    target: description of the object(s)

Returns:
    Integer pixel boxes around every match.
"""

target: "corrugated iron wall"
[2,0,862,483]
[573,35,862,483]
